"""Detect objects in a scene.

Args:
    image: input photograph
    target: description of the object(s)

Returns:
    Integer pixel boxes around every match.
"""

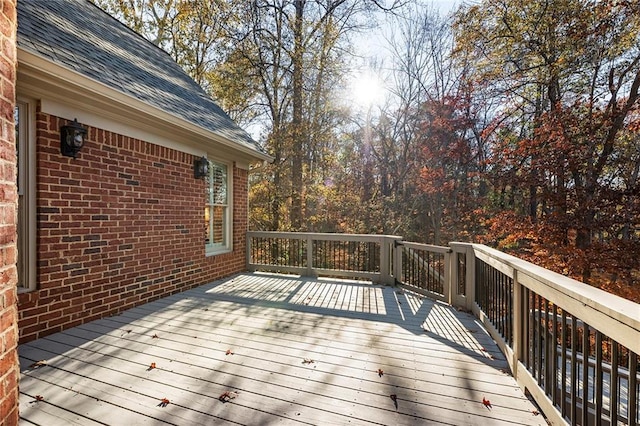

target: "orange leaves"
[219,391,238,403]
[158,398,170,407]
[482,397,492,409]
[148,362,157,370]
[377,368,384,377]
[29,360,47,369]
[480,347,495,360]
[29,395,45,405]
[225,349,234,356]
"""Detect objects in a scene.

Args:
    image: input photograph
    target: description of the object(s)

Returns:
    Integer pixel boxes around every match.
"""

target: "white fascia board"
[16,49,272,168]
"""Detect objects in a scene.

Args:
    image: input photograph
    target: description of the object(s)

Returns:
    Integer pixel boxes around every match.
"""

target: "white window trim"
[16,97,37,292]
[205,158,233,256]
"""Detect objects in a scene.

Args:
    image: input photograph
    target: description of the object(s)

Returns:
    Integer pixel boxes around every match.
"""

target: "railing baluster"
[630,351,638,426]
[552,303,558,405]
[428,250,433,291]
[531,293,536,375]
[561,310,567,418]
[611,340,618,425]
[539,296,544,386]
[595,331,603,426]
[493,266,497,329]
[544,299,550,393]
[498,269,502,333]
[571,315,578,424]
[508,278,513,346]
[582,323,590,426]
[524,288,530,369]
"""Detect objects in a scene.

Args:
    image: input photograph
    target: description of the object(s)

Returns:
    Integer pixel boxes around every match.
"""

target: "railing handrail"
[398,240,451,254]
[247,231,403,242]
[467,243,640,356]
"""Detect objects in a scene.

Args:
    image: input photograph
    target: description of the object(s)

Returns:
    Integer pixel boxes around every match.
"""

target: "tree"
[454,0,640,286]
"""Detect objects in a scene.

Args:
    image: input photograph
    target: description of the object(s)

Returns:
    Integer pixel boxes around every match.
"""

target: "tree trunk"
[575,209,595,284]
[290,0,305,230]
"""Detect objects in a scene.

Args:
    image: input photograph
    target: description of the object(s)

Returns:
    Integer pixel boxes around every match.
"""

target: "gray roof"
[17,0,267,158]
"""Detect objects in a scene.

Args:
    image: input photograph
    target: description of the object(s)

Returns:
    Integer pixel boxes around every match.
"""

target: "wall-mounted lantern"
[194,156,209,179]
[60,118,87,158]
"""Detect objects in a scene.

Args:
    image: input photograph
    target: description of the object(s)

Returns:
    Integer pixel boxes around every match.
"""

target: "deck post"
[246,233,253,271]
[466,245,476,312]
[444,250,452,305]
[306,234,314,276]
[449,246,460,308]
[393,240,403,286]
[380,237,393,285]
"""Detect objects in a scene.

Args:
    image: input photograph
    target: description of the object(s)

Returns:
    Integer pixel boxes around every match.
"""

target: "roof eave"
[17,49,274,164]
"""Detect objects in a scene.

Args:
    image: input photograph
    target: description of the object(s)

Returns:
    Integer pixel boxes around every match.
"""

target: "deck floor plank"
[19,273,546,425]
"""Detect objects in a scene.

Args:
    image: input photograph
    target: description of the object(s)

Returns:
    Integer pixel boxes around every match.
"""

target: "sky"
[348,1,461,110]
[355,0,460,58]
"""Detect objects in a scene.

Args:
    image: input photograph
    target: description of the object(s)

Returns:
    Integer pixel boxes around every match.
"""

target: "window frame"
[205,158,232,256]
[15,97,37,292]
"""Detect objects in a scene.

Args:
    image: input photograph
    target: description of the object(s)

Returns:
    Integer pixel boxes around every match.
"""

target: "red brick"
[0,1,18,421]
[19,111,252,351]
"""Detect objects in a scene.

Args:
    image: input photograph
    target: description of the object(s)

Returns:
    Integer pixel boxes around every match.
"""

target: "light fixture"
[194,156,209,179]
[60,118,87,158]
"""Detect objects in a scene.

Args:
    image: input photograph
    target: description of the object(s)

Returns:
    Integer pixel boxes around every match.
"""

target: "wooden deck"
[18,272,546,425]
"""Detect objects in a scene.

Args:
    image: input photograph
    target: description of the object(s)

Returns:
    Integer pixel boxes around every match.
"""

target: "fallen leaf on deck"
[482,397,492,409]
[148,362,156,370]
[532,410,539,416]
[30,360,47,368]
[389,394,398,409]
[152,334,159,339]
[158,398,170,407]
[219,391,238,403]
[302,358,314,364]
[225,349,234,355]
[377,369,384,377]
[35,395,44,402]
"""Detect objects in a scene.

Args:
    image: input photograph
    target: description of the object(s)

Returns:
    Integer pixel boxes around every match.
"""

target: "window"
[205,159,231,254]
[15,99,36,291]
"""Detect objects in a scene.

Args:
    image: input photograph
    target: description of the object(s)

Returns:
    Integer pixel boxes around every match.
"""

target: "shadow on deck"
[18,272,546,425]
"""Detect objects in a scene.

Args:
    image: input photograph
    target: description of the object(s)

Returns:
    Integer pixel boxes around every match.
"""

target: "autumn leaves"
[146,338,242,409]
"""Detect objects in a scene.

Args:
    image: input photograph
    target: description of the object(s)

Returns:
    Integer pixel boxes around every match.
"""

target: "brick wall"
[18,112,249,343]
[0,0,19,423]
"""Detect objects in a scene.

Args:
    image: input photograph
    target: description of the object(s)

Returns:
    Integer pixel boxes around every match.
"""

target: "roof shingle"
[17,0,267,158]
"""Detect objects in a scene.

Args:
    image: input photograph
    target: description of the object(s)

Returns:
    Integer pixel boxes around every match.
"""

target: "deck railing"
[246,231,400,284]
[246,232,640,426]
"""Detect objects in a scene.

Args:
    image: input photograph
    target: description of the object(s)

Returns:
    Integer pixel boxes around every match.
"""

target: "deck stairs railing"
[246,231,640,426]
